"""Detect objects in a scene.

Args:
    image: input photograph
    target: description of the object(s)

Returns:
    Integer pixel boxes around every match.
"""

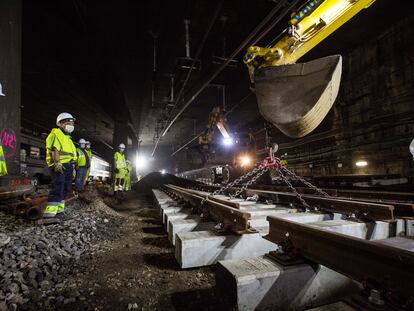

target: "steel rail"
[265,216,414,299]
[195,184,395,221]
[251,185,414,216]
[246,189,395,221]
[166,184,241,209]
[164,184,252,234]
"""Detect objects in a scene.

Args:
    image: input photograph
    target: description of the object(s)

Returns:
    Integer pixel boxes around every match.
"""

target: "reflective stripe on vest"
[45,128,77,166]
[0,145,7,176]
[114,152,126,169]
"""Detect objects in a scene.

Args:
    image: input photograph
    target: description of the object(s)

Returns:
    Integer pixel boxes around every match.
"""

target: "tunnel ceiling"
[22,0,413,157]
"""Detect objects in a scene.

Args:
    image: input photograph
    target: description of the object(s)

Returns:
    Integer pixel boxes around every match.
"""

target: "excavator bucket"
[254,55,342,138]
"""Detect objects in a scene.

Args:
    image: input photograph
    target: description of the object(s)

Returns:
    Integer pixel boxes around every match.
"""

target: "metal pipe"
[222,85,226,111]
[159,0,298,142]
[184,19,191,58]
[153,37,157,72]
[170,74,175,102]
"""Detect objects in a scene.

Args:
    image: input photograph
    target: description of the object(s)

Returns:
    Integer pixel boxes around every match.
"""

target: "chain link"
[231,167,269,199]
[274,168,311,209]
[205,154,326,212]
[212,165,261,196]
[281,167,330,197]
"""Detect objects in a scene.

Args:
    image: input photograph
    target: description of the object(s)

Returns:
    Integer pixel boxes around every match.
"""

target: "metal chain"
[212,165,261,196]
[274,168,311,210]
[281,167,330,197]
[231,167,270,199]
[199,164,265,218]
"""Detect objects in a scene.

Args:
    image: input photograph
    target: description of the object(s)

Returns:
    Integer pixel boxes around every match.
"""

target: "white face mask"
[80,144,85,149]
[119,148,125,153]
[86,145,91,149]
[64,124,75,133]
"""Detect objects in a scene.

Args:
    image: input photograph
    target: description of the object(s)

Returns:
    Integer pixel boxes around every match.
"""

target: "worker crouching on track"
[75,138,90,192]
[114,143,127,193]
[44,113,77,218]
[85,141,93,184]
[123,160,132,191]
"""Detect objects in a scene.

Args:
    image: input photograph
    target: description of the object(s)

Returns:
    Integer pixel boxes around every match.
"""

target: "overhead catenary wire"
[153,0,301,157]
[151,0,225,156]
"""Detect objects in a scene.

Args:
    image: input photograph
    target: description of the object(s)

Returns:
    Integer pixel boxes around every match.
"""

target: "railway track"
[156,182,414,310]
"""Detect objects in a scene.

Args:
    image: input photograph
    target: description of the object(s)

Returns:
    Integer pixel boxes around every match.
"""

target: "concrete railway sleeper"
[265,216,414,308]
[163,184,253,234]
[154,183,413,310]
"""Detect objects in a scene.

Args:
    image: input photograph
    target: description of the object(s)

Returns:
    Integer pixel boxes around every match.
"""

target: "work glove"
[53,162,65,174]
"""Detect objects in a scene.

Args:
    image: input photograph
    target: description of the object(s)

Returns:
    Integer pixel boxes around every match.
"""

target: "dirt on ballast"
[59,191,234,311]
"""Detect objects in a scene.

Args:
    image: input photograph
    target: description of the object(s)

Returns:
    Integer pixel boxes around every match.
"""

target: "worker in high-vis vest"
[114,143,127,192]
[84,141,93,184]
[123,160,132,191]
[44,112,77,218]
[75,138,90,192]
[0,141,8,176]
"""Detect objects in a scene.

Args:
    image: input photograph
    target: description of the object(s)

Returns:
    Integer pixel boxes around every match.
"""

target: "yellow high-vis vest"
[45,128,77,167]
[0,143,8,176]
[85,149,93,160]
[76,148,89,167]
[114,152,126,169]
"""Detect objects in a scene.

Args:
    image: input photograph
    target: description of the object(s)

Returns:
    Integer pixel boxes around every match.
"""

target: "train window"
[30,146,41,159]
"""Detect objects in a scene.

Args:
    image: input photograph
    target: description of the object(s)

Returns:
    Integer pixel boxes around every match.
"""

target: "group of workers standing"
[42,112,133,218]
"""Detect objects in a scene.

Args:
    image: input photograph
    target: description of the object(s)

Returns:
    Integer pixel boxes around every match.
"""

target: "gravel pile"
[0,188,124,310]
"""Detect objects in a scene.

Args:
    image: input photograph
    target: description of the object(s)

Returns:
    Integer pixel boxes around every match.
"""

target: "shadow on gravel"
[170,287,234,311]
[142,226,165,235]
[143,252,181,271]
[141,237,172,249]
[143,218,162,225]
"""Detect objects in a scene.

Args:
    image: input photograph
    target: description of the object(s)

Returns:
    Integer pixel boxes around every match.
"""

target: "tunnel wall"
[0,0,22,175]
[276,15,414,179]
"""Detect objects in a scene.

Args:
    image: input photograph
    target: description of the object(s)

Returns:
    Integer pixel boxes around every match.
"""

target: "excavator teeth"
[254,55,342,138]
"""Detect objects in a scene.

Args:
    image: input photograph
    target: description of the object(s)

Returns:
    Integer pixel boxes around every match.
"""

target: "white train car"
[89,154,111,181]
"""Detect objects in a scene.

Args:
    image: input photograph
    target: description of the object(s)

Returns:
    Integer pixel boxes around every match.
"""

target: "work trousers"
[48,163,74,203]
[75,166,88,191]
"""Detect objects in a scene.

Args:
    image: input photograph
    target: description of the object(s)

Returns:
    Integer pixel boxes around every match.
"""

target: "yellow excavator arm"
[244,0,375,138]
[199,107,231,145]
[245,0,375,72]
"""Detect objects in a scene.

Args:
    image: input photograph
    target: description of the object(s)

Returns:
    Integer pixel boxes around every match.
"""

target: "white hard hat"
[79,138,87,144]
[56,112,76,126]
[410,138,414,157]
[119,143,126,149]
[85,141,91,144]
